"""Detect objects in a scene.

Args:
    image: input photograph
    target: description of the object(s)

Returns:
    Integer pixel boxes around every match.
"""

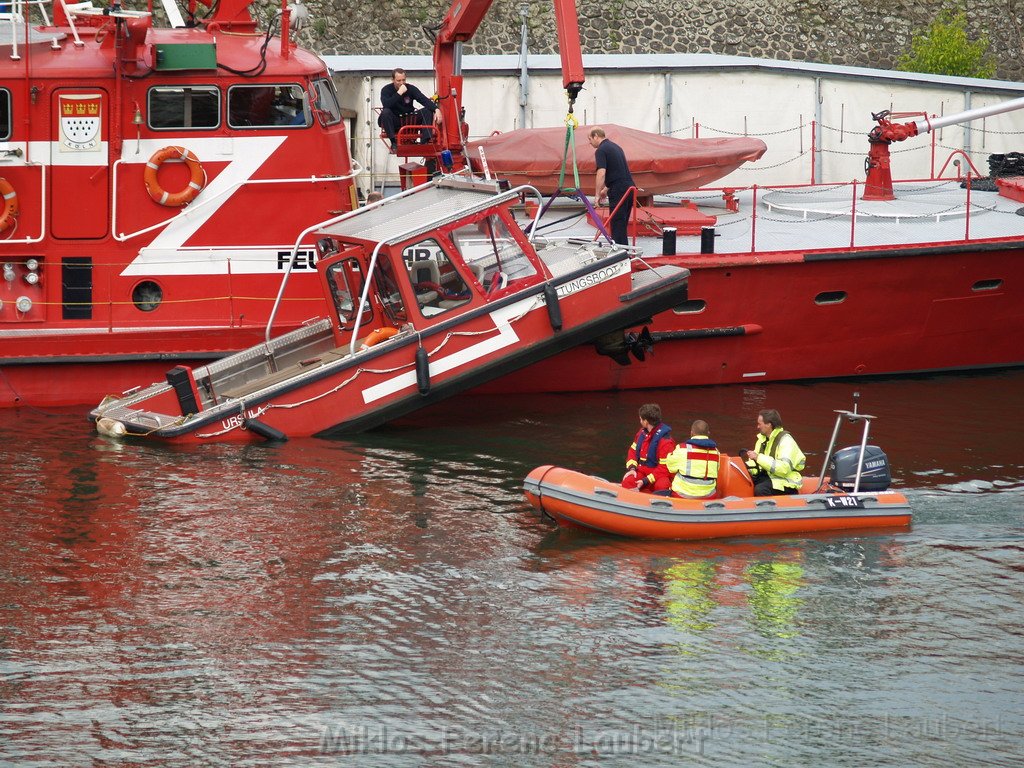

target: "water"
[1,372,1022,766]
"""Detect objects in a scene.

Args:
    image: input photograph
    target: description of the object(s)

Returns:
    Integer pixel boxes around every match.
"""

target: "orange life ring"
[360,326,399,350]
[0,177,19,232]
[144,146,205,207]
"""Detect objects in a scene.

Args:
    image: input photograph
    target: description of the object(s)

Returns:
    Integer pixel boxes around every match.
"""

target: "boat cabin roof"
[317,177,525,247]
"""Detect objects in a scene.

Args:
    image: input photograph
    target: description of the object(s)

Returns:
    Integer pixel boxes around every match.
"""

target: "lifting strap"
[557,112,581,195]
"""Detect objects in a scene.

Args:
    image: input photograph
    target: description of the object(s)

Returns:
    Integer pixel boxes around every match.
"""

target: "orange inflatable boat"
[524,402,912,541]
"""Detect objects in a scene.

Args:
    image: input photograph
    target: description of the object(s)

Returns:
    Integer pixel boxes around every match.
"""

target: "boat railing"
[815,391,875,495]
[265,173,426,347]
[111,160,363,243]
[266,177,541,353]
[595,184,641,248]
[671,165,1007,257]
[2,0,57,59]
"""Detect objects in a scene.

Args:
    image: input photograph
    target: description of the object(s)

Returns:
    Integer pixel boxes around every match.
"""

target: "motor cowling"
[828,445,891,492]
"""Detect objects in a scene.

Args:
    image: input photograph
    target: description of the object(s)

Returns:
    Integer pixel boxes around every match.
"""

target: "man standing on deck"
[589,127,636,246]
[742,409,806,496]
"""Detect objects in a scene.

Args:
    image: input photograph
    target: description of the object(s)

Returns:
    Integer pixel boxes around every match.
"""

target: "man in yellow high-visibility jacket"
[666,419,720,499]
[742,409,806,496]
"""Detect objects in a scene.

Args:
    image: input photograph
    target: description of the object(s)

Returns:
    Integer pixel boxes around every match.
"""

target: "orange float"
[525,405,912,541]
[524,460,911,541]
[360,326,399,349]
[0,177,19,231]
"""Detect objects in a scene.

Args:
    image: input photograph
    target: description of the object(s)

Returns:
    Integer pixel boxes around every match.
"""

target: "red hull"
[477,242,1024,393]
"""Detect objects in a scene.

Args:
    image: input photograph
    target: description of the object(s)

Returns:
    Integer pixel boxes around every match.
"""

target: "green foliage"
[897,10,997,79]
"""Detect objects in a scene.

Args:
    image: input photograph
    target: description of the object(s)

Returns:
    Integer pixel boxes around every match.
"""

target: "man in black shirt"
[378,68,438,150]
[589,127,636,245]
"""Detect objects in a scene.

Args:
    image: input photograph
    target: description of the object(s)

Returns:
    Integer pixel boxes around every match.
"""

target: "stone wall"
[283,0,1024,81]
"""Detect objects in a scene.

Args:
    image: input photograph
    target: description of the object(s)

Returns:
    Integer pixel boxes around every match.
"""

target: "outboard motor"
[828,445,891,492]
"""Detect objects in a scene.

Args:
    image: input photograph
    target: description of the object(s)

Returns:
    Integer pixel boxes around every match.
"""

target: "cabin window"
[0,89,10,140]
[132,280,163,312]
[228,84,310,129]
[373,255,408,326]
[449,214,537,292]
[325,257,365,328]
[147,86,220,130]
[312,77,342,126]
[403,239,472,317]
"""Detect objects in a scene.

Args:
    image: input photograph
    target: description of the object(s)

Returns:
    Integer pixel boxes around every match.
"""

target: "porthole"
[814,290,847,305]
[132,280,163,312]
[672,299,706,314]
[972,279,1002,292]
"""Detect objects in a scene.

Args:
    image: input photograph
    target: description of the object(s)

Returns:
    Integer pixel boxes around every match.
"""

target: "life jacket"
[749,428,804,490]
[632,422,672,468]
[668,436,720,498]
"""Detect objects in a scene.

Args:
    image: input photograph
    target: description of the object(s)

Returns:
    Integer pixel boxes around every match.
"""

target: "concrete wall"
[327,54,1024,195]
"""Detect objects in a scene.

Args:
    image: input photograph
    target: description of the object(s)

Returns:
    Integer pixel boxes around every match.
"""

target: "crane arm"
[431,0,587,159]
[553,0,585,107]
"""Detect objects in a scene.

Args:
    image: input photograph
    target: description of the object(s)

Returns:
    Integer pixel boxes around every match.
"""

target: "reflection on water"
[1,371,1023,766]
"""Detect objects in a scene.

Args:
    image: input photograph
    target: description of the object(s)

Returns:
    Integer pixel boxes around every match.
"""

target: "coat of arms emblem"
[59,94,103,151]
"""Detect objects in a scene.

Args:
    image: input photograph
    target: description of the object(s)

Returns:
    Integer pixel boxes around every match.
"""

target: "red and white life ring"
[0,177,19,232]
[144,146,205,207]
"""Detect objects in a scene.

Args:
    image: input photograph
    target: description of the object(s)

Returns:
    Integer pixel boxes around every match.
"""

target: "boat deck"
[524,180,1024,257]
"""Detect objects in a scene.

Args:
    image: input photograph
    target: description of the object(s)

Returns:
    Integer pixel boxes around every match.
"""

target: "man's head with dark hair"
[639,403,662,425]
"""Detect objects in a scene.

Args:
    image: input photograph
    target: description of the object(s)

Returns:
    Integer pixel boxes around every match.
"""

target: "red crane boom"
[430,0,585,166]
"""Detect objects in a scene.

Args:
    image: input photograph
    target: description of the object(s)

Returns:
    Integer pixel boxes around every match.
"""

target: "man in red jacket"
[622,403,675,493]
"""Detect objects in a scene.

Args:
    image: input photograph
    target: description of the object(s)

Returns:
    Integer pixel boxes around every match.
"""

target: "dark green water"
[1,372,1021,766]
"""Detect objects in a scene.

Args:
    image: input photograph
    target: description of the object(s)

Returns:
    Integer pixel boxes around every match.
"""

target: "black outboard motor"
[828,445,891,492]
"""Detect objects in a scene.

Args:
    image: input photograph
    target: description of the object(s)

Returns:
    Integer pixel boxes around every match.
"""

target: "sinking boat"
[524,402,911,540]
[465,125,768,195]
[89,176,688,441]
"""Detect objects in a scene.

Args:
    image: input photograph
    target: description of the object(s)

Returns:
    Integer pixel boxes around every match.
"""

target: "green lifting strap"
[556,114,581,195]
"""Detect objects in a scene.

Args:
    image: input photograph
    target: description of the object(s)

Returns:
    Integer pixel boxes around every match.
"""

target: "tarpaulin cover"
[467,124,767,195]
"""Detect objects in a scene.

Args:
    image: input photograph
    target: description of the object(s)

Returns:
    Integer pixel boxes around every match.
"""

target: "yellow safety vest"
[747,428,805,491]
[666,437,720,498]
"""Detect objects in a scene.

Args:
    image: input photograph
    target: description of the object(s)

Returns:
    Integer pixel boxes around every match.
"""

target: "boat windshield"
[325,257,366,329]
[449,213,537,291]
[311,77,342,126]
[373,256,408,326]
